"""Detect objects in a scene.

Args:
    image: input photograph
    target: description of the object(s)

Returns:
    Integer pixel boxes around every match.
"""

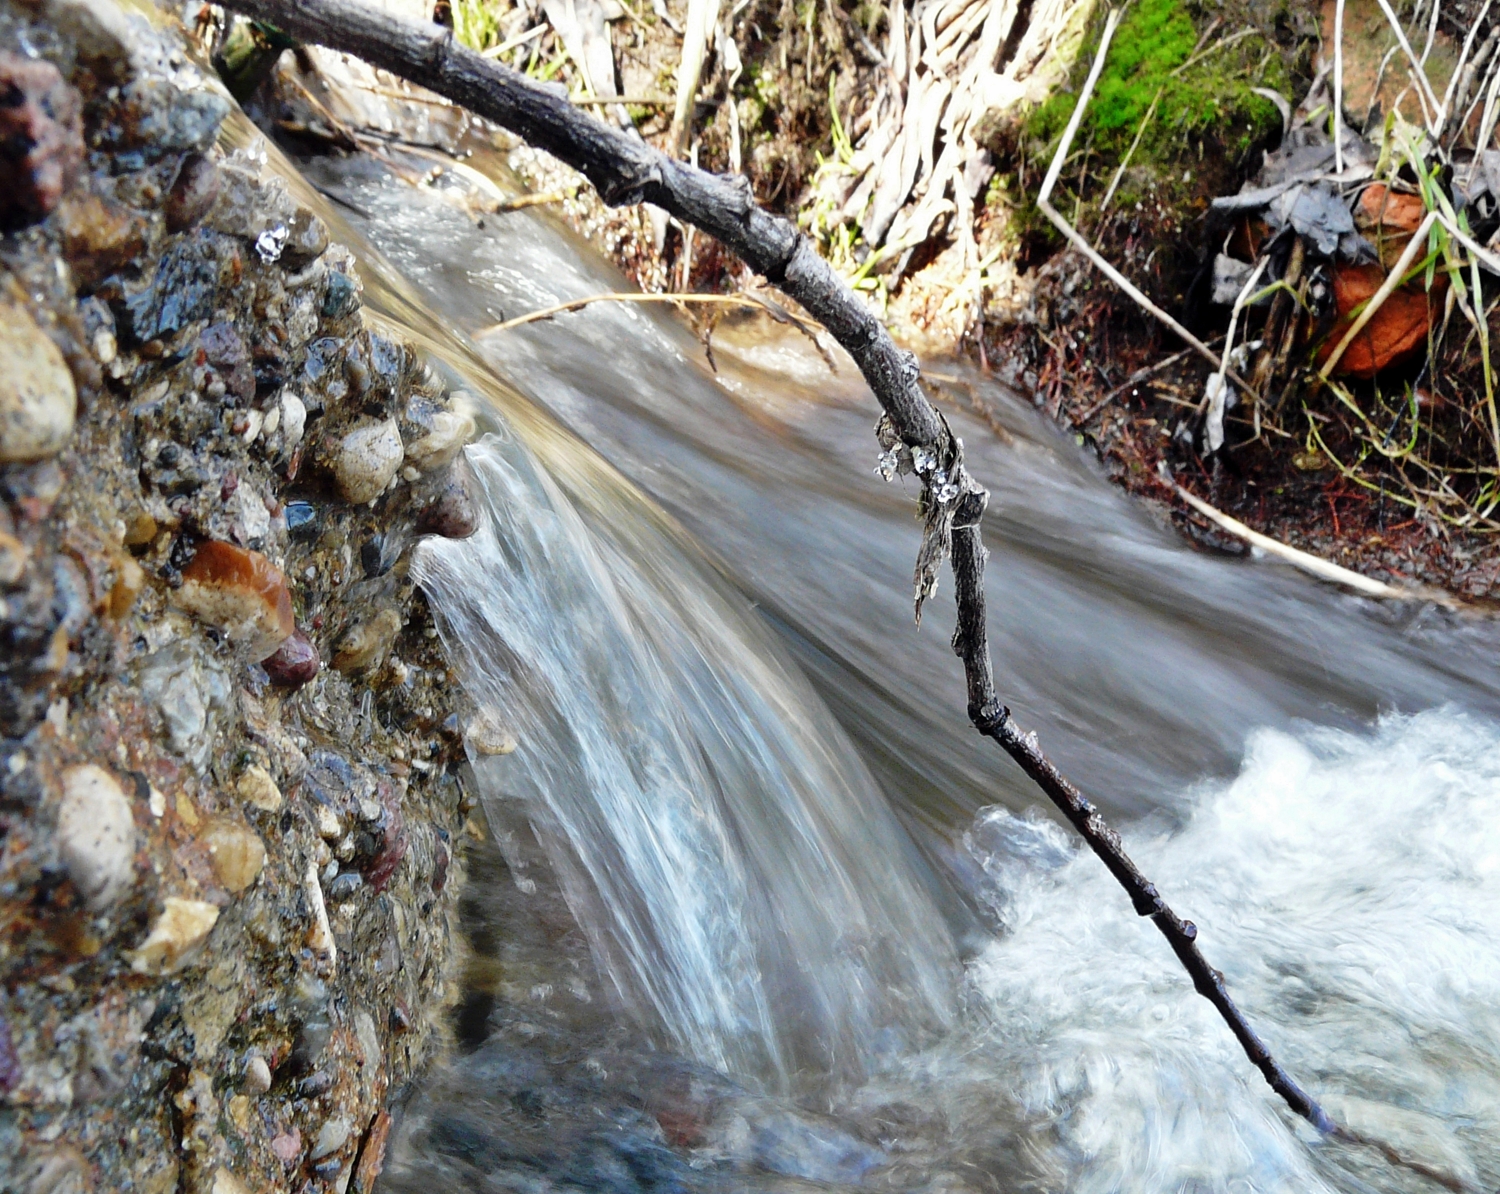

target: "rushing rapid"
[244,100,1500,1191]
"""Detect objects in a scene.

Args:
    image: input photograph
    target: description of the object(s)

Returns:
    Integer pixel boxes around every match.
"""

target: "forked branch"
[219,0,1332,1134]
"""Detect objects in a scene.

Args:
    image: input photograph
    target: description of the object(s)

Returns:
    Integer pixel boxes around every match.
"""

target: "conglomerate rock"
[0,3,486,1190]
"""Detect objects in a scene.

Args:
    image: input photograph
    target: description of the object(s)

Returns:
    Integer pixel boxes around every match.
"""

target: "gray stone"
[329,418,403,504]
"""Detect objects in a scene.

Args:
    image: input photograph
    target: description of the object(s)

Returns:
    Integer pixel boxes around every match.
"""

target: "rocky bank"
[0,2,488,1190]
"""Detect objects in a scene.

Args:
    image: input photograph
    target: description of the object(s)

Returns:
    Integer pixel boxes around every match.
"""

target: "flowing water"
[253,119,1500,1192]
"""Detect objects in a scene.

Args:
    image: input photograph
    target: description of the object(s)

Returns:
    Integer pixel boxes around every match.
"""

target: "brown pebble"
[128,896,219,974]
[52,191,147,289]
[333,609,402,675]
[0,52,83,227]
[123,509,158,547]
[107,555,145,618]
[262,628,320,688]
[354,1111,393,1192]
[173,540,295,660]
[416,456,480,539]
[165,152,220,233]
[202,817,266,893]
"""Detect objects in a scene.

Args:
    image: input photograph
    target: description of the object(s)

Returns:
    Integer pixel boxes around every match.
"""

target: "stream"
[258,118,1500,1192]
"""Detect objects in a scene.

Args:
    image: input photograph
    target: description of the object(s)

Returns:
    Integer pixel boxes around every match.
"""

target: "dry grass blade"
[478,291,780,334]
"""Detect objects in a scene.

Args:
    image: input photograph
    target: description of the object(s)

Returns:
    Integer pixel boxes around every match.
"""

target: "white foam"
[964,709,1500,1192]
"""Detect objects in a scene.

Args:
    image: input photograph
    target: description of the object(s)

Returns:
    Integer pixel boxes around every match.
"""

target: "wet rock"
[0,53,83,227]
[403,406,475,474]
[128,897,219,975]
[467,709,518,756]
[333,609,401,675]
[262,627,320,688]
[57,764,137,912]
[282,208,329,269]
[355,1111,393,1192]
[242,1053,271,1095]
[116,229,221,344]
[415,456,480,539]
[197,323,256,403]
[52,192,149,291]
[0,295,77,463]
[35,0,137,64]
[235,764,283,813]
[136,643,230,771]
[106,80,230,158]
[327,418,403,504]
[173,541,295,660]
[202,818,266,893]
[322,270,359,320]
[365,782,407,894]
[311,1116,351,1161]
[165,153,221,233]
[326,871,362,901]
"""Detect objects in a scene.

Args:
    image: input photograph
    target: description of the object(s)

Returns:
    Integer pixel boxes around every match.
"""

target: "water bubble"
[876,449,900,482]
[912,446,937,474]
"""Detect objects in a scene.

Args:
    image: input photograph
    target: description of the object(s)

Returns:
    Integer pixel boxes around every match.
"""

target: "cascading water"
[247,106,1500,1191]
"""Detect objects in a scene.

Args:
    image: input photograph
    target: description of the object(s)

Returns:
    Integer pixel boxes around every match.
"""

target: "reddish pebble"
[262,629,319,688]
[364,778,407,894]
[174,540,295,660]
[0,53,83,227]
[270,1129,302,1165]
[415,457,479,540]
[165,152,220,233]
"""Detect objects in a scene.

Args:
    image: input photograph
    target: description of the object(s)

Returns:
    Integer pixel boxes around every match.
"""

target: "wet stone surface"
[0,3,484,1190]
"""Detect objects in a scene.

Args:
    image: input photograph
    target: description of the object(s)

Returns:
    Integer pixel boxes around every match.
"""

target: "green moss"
[1027,0,1285,166]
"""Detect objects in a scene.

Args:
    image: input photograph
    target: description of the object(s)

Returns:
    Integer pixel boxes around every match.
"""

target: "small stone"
[105,557,144,622]
[282,207,329,268]
[53,191,148,290]
[0,532,28,586]
[314,805,343,841]
[262,628,320,688]
[0,53,83,227]
[165,152,221,233]
[211,1166,250,1194]
[311,1116,351,1160]
[0,295,77,463]
[322,271,359,319]
[467,709,518,756]
[332,609,402,674]
[403,408,474,474]
[304,860,336,968]
[128,896,220,974]
[416,456,480,540]
[364,782,406,894]
[57,764,137,912]
[356,798,382,824]
[270,1130,302,1165]
[173,540,295,660]
[227,1093,252,1133]
[123,509,157,546]
[327,418,403,504]
[242,1053,271,1094]
[279,390,306,450]
[236,764,283,813]
[283,500,317,539]
[326,871,362,901]
[202,817,266,893]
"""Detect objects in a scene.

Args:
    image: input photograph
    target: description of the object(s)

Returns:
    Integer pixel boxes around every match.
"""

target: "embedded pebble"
[242,1053,271,1094]
[329,418,404,504]
[211,1166,250,1194]
[314,806,343,841]
[333,609,402,674]
[304,860,336,967]
[0,52,83,225]
[311,1116,351,1160]
[202,818,266,893]
[236,764,283,813]
[0,532,29,586]
[57,764,136,912]
[280,390,307,446]
[0,297,77,463]
[467,709,519,756]
[165,152,220,232]
[173,541,295,661]
[128,897,220,974]
[262,628,320,688]
[270,1130,302,1164]
[403,408,475,474]
[416,456,480,540]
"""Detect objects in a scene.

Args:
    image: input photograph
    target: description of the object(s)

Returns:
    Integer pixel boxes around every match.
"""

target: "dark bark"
[220,0,1332,1134]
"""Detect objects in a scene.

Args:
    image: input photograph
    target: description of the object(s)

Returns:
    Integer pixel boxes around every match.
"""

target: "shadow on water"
[237,110,1500,1192]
